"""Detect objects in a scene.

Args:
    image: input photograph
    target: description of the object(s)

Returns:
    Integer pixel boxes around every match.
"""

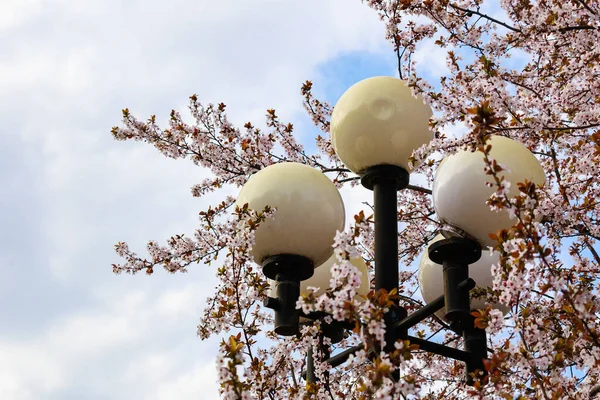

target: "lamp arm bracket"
[394,278,476,333]
[406,335,471,362]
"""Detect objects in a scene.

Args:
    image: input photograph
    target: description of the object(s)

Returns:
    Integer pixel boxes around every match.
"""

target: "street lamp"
[236,76,546,385]
[418,234,509,321]
[237,162,345,336]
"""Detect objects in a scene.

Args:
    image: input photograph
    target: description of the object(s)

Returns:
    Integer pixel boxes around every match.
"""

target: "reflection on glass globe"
[433,135,546,247]
[236,162,345,267]
[330,76,434,174]
[418,234,509,319]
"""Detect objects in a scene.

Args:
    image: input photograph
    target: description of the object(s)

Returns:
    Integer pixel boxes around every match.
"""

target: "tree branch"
[559,25,598,33]
[449,3,521,33]
[407,184,432,195]
[574,0,598,16]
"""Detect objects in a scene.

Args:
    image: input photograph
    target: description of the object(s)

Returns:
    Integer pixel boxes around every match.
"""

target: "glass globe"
[300,254,370,300]
[330,76,434,174]
[236,162,345,267]
[433,135,546,247]
[418,234,509,319]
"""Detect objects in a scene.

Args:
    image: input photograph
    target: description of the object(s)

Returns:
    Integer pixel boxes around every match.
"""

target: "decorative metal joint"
[360,165,410,191]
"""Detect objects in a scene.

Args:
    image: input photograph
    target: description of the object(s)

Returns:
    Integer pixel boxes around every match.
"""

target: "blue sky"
[0,1,407,399]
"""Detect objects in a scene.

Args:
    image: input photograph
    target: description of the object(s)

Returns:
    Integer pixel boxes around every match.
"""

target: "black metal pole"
[374,179,401,350]
[306,345,316,384]
[428,238,481,328]
[303,335,331,384]
[262,255,313,336]
[464,317,488,384]
[442,259,470,325]
[274,272,302,335]
[362,165,410,350]
[373,178,399,301]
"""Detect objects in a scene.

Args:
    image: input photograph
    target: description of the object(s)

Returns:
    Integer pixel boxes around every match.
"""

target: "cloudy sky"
[0,1,413,398]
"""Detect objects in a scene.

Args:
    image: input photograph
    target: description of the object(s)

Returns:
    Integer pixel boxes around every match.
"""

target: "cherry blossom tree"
[111,0,600,398]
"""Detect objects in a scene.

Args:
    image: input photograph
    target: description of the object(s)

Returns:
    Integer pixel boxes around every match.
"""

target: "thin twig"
[407,184,433,195]
[574,0,598,16]
[559,25,597,33]
[449,3,522,33]
[322,167,351,173]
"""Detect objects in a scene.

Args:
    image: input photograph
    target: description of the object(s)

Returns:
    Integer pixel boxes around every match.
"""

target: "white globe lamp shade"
[300,254,371,300]
[236,162,345,267]
[330,76,434,174]
[433,136,546,247]
[418,235,509,319]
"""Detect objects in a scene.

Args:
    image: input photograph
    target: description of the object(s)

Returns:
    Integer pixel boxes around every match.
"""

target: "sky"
[0,1,409,399]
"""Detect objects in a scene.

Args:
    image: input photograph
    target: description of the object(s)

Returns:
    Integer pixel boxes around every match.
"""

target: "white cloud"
[413,38,451,80]
[0,0,43,31]
[0,282,221,399]
[154,361,220,400]
[0,342,65,400]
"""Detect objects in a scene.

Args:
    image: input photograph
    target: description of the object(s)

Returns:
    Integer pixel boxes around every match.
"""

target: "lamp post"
[236,76,546,386]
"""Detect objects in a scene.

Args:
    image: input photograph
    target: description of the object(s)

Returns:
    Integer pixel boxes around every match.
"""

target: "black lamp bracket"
[262,254,313,336]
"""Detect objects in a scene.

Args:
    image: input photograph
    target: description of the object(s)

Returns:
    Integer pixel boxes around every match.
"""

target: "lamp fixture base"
[428,237,481,266]
[262,255,314,336]
[360,165,409,191]
[262,254,314,281]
